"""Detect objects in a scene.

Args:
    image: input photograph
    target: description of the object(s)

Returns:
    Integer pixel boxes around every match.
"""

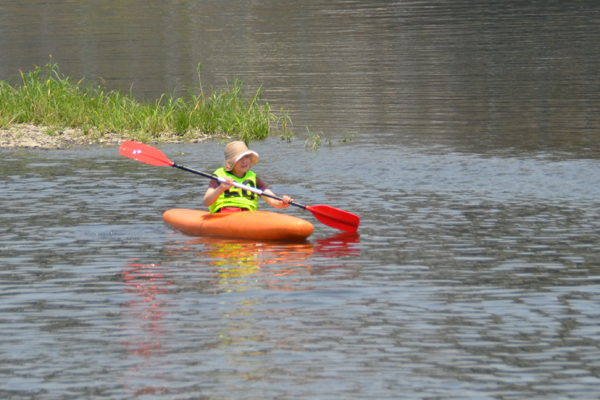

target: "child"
[203,141,292,213]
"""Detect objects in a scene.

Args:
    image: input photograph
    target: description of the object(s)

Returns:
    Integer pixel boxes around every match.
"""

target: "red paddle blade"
[119,141,174,167]
[306,205,360,232]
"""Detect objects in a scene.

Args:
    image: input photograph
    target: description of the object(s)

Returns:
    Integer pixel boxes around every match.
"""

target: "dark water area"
[2,1,600,399]
[1,0,599,157]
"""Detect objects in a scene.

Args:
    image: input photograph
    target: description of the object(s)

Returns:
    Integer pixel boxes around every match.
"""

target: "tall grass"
[0,62,290,142]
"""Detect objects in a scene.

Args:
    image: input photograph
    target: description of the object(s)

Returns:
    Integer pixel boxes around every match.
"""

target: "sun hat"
[223,141,259,171]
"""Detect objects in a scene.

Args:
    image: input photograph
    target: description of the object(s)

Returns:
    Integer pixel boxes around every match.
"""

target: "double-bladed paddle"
[118,141,360,232]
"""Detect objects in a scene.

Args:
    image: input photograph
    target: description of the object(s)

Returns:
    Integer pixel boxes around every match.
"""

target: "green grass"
[0,62,291,142]
[303,128,356,151]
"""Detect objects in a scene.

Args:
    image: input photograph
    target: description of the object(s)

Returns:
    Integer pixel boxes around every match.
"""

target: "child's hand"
[281,195,293,208]
[220,177,234,190]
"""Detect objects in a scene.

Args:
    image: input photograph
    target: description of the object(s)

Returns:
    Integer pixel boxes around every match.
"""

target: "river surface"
[1,1,600,399]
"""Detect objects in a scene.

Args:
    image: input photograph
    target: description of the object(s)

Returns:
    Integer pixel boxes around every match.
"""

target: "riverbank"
[0,124,214,149]
[1,63,290,149]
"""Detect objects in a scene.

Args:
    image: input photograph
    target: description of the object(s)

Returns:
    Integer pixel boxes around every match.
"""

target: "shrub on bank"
[0,63,290,143]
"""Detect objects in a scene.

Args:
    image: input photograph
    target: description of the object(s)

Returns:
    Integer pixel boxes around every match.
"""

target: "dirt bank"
[0,124,213,149]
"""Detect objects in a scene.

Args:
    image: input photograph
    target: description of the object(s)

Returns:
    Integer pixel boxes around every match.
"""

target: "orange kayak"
[163,209,314,241]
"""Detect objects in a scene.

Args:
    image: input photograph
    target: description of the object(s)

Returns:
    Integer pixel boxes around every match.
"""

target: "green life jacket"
[209,168,259,213]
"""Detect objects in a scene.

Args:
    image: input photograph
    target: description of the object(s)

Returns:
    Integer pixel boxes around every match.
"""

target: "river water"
[2,1,600,399]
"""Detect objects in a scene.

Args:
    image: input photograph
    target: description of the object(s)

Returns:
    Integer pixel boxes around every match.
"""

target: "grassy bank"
[0,62,290,143]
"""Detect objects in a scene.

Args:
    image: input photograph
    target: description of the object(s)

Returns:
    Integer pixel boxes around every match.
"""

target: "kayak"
[163,209,314,241]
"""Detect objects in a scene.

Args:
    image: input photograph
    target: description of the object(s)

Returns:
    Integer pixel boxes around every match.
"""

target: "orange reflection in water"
[118,260,174,396]
[313,231,361,258]
[117,232,361,392]
[118,232,361,354]
[119,261,172,356]
[165,231,361,292]
[164,232,362,371]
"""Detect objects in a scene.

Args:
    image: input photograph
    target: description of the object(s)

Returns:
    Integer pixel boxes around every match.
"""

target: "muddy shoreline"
[0,124,213,149]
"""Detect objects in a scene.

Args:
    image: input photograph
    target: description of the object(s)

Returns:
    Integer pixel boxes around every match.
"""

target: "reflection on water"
[1,0,598,156]
[112,233,361,397]
[164,232,360,294]
[120,261,170,357]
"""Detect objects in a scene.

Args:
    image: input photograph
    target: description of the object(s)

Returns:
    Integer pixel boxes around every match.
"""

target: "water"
[2,1,600,399]
[1,1,598,154]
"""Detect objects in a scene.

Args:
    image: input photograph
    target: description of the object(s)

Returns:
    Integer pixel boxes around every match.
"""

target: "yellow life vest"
[209,168,259,213]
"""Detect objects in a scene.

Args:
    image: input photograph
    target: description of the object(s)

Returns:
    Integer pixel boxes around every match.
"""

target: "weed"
[303,128,357,150]
[0,62,287,142]
[339,132,356,144]
[304,127,332,151]
[45,126,60,137]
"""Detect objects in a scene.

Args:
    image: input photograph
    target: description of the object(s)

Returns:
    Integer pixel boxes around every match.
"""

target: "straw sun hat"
[223,141,259,171]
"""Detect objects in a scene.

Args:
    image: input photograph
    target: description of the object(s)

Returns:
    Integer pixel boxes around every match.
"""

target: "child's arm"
[203,177,234,206]
[261,189,292,209]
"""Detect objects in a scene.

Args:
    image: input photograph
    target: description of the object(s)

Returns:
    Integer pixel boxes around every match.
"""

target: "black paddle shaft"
[172,163,308,210]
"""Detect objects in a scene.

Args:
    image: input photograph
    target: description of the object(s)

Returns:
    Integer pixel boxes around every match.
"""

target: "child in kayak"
[203,141,292,213]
